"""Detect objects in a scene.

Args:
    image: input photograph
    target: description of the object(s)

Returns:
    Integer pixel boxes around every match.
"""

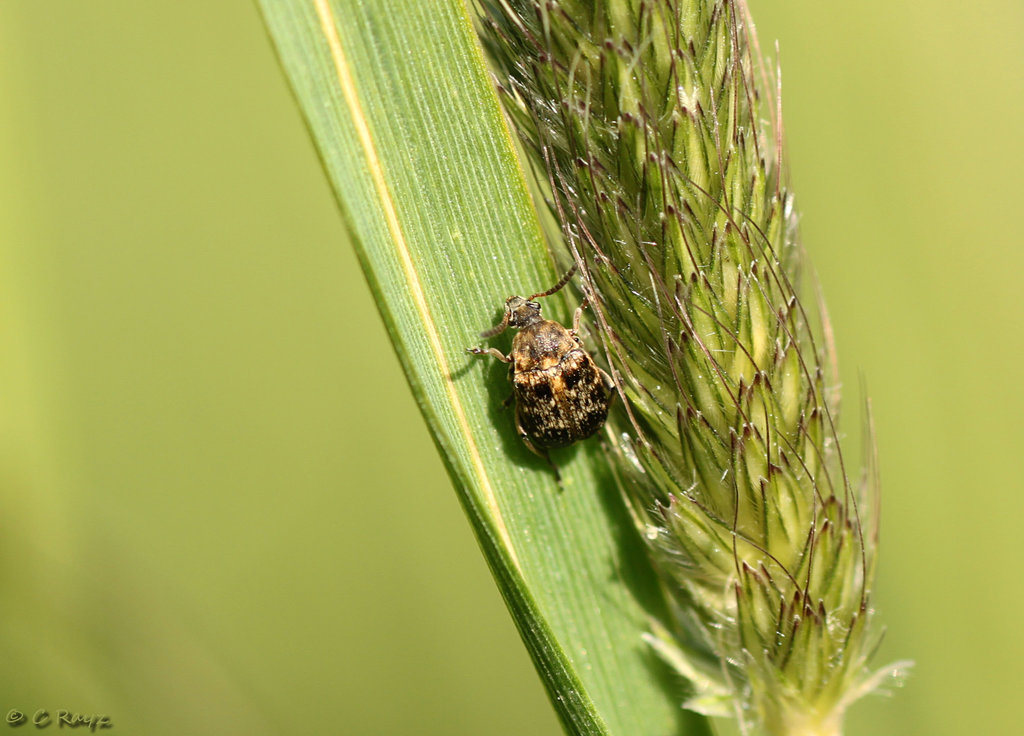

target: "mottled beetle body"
[468,284,615,480]
[508,303,610,449]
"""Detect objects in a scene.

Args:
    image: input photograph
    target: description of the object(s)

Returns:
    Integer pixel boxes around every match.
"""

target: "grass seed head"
[479,0,907,732]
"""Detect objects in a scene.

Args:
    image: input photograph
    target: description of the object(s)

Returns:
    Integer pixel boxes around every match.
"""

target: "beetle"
[467,270,615,480]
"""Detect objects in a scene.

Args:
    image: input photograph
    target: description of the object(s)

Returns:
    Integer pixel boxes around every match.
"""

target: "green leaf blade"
[258,2,711,734]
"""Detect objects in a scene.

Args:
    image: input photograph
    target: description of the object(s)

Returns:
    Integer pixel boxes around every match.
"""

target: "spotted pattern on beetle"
[467,281,615,480]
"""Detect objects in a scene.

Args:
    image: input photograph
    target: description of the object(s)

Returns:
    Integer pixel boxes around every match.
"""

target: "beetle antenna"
[479,308,511,338]
[528,262,578,300]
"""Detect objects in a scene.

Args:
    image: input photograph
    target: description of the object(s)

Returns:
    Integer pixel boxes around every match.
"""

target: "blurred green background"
[0,1,1020,734]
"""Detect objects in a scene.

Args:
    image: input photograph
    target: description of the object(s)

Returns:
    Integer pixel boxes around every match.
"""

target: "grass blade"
[258,1,710,734]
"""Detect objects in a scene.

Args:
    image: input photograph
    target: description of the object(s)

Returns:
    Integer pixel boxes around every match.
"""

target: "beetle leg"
[599,367,616,405]
[501,393,515,409]
[466,346,511,363]
[570,296,590,338]
[522,436,561,484]
[516,408,562,483]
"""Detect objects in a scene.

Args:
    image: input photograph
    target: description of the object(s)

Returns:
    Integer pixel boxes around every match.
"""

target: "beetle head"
[480,295,543,338]
[506,295,543,328]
